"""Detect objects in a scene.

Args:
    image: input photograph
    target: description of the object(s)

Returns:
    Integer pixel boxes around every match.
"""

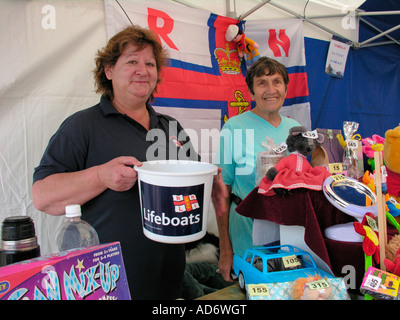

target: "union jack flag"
[173,194,200,213]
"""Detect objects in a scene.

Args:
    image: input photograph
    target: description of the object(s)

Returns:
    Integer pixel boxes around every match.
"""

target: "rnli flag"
[173,194,200,213]
[104,0,311,160]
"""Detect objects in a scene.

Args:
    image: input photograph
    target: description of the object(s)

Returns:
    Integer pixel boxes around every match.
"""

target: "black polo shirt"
[33,96,198,299]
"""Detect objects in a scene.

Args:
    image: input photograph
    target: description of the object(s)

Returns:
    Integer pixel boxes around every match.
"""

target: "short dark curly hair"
[245,57,289,95]
[93,25,168,102]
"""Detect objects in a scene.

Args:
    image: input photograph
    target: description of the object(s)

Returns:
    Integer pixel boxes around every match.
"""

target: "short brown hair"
[245,57,289,95]
[93,25,168,102]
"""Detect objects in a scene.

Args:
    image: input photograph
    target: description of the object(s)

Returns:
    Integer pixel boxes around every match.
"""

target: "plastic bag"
[255,137,287,186]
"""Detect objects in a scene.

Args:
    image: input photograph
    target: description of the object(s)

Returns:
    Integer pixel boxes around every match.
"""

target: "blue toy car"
[233,245,334,292]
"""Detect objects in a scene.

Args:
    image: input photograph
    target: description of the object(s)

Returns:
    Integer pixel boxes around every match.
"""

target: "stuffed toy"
[362,170,387,197]
[353,211,380,265]
[225,24,260,67]
[362,134,385,171]
[384,125,400,202]
[258,126,331,196]
[384,247,400,277]
[385,234,400,262]
[362,171,392,208]
[385,234,400,277]
[362,134,385,159]
[292,274,332,300]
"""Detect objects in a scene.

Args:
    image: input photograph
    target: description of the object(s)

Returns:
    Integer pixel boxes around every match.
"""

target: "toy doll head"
[384,125,400,174]
[286,126,325,156]
[225,24,242,42]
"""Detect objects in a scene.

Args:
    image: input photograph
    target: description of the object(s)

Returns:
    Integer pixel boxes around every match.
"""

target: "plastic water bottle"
[56,204,99,252]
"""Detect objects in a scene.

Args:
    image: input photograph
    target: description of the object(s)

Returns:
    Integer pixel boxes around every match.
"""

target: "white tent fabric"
[0,0,397,256]
[1,0,107,255]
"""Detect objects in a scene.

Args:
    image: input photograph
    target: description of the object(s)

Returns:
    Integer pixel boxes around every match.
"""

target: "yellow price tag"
[247,284,270,297]
[282,255,301,269]
[366,215,378,232]
[306,279,330,290]
[331,174,346,182]
[328,163,343,174]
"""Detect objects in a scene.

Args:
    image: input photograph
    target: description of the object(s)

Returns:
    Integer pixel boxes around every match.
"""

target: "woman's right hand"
[97,156,142,192]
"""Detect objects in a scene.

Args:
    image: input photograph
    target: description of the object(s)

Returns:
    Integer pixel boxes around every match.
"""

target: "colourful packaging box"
[360,266,399,300]
[0,242,131,300]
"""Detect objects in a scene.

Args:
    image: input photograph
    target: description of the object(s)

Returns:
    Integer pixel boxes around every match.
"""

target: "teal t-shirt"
[215,111,300,256]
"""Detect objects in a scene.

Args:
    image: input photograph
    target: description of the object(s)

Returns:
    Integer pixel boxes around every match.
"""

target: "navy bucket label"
[140,181,204,237]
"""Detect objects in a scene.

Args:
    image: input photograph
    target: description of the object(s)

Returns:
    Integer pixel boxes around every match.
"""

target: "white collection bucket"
[134,160,218,244]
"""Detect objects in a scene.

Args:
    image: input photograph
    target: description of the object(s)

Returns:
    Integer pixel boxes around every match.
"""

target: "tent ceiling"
[358,0,400,48]
[171,0,400,48]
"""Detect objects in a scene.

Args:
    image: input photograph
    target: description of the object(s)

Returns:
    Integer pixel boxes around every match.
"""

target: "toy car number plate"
[282,255,301,268]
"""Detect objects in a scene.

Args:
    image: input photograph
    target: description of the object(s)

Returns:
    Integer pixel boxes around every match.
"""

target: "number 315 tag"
[306,279,330,290]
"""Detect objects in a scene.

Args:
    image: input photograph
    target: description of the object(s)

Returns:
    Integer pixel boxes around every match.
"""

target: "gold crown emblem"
[214,43,241,75]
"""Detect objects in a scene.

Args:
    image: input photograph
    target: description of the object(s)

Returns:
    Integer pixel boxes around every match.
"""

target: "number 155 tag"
[247,284,270,297]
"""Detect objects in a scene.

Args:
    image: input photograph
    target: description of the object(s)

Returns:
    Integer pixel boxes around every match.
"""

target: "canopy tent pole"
[306,10,400,47]
[359,17,400,47]
[360,40,400,48]
[267,1,356,44]
[238,0,272,20]
[171,0,399,48]
[226,0,237,18]
[359,22,400,47]
[238,1,400,49]
[358,10,400,17]
[285,10,400,20]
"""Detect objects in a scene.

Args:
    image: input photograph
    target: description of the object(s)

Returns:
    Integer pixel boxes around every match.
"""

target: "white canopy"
[171,0,400,47]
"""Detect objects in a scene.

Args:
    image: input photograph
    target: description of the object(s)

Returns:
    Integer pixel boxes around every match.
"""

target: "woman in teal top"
[215,57,300,282]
